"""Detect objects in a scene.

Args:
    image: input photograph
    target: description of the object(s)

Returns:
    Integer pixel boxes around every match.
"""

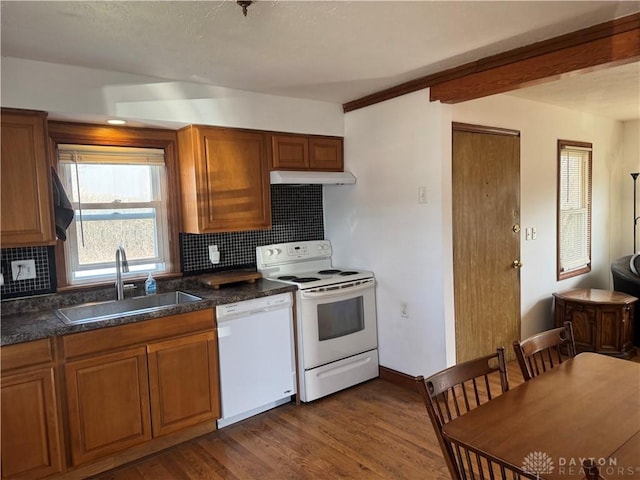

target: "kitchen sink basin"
[56,291,203,325]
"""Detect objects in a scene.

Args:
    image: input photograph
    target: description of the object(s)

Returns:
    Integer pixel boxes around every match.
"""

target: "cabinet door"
[0,110,55,247]
[596,306,624,354]
[147,331,220,437]
[622,305,634,352]
[1,367,64,480]
[271,134,309,169]
[65,347,151,466]
[195,128,271,232]
[565,303,596,352]
[309,137,343,171]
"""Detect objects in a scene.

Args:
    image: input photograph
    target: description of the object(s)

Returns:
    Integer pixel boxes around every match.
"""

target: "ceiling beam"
[343,12,640,112]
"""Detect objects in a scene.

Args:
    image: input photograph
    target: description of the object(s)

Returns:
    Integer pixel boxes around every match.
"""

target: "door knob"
[512,224,521,233]
[512,259,523,269]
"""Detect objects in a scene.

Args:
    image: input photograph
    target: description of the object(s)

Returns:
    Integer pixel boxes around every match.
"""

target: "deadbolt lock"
[512,224,521,233]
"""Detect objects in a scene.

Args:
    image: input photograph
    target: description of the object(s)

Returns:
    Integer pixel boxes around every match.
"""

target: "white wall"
[453,95,625,339]
[619,120,640,256]
[326,90,628,377]
[324,90,454,376]
[1,57,344,135]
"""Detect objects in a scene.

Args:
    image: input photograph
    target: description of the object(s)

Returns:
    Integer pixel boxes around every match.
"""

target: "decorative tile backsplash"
[0,185,324,298]
[180,185,324,273]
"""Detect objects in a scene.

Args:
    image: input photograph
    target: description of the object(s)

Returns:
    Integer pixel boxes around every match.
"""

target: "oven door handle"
[300,280,374,299]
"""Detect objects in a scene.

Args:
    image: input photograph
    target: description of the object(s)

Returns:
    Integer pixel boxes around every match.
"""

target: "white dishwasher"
[216,292,296,428]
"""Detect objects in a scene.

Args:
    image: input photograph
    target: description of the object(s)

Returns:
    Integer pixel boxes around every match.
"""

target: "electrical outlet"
[209,245,220,264]
[11,259,36,281]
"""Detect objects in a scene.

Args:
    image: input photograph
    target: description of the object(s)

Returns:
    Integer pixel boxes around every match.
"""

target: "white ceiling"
[1,1,639,121]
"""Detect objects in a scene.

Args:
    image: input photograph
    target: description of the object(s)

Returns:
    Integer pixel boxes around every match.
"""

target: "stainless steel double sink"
[56,291,203,325]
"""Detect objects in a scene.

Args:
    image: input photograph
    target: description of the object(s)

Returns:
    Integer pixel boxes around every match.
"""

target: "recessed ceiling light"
[107,119,126,125]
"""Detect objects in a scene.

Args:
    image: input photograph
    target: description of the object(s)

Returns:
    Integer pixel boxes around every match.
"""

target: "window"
[557,140,592,280]
[58,145,170,285]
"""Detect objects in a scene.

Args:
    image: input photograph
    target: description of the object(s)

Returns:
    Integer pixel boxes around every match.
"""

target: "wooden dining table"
[442,353,640,479]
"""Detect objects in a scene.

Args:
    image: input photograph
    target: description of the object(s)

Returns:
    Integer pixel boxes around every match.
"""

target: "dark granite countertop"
[0,277,296,346]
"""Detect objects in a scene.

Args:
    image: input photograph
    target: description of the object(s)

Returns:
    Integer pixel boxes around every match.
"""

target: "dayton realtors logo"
[522,452,639,478]
[522,451,555,476]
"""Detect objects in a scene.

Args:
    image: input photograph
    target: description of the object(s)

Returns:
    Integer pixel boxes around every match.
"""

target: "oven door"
[298,278,377,369]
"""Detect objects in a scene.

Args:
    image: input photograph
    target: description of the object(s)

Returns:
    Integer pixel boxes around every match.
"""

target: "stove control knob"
[273,248,282,256]
[265,249,274,257]
[316,244,323,251]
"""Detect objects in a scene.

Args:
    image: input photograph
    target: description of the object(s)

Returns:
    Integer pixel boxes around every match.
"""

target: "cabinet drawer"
[63,309,215,359]
[1,338,53,372]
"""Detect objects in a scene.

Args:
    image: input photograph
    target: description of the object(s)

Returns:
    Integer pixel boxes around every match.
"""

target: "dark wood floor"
[90,356,639,480]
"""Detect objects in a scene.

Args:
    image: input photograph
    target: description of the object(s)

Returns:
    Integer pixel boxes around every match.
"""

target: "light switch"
[532,227,537,240]
[525,228,531,241]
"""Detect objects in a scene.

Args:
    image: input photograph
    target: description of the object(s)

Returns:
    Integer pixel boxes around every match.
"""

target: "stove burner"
[295,277,321,283]
[339,271,359,276]
[318,269,341,275]
[278,275,298,281]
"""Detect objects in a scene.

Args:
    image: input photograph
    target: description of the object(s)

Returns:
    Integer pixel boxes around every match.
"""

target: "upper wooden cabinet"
[177,126,271,233]
[1,109,55,247]
[271,134,343,171]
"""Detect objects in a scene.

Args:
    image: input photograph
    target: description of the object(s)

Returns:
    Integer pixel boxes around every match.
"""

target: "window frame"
[48,122,182,290]
[556,139,593,281]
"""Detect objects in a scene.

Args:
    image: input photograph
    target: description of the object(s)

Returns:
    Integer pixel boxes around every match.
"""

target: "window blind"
[58,144,165,166]
[559,146,592,272]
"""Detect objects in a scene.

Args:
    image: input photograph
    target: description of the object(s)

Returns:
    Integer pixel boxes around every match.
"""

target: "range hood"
[270,170,356,185]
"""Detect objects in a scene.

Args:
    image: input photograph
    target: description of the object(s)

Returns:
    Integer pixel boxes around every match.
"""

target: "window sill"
[56,272,183,293]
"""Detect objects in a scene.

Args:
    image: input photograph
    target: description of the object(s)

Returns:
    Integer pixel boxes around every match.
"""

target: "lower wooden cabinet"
[1,340,64,480]
[554,288,637,358]
[64,347,152,466]
[147,331,220,437]
[1,310,219,478]
[61,309,220,468]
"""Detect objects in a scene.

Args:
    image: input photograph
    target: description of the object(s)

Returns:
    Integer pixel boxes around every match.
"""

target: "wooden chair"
[416,347,516,480]
[512,321,576,381]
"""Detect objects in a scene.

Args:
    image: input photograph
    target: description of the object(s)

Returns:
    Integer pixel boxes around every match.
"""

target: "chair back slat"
[417,347,510,479]
[513,321,576,381]
[452,442,530,479]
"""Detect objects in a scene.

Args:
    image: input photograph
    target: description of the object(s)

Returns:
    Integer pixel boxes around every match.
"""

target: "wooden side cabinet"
[1,339,65,480]
[1,109,55,247]
[554,288,637,358]
[271,134,343,171]
[177,126,271,233]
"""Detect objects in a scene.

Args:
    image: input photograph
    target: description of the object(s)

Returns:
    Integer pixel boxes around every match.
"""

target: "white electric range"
[256,240,379,402]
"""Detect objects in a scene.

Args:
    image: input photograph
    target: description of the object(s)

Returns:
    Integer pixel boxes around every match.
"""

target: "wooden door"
[199,127,271,232]
[0,109,55,247]
[65,347,152,466]
[147,331,220,437]
[452,124,521,362]
[1,367,64,480]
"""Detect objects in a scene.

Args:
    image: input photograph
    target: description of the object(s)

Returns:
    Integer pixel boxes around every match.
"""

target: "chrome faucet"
[115,246,130,300]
